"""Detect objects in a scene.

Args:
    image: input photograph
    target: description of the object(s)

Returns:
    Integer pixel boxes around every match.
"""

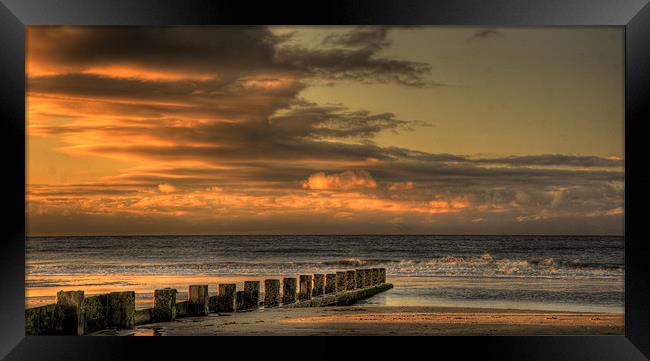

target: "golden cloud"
[157,183,177,193]
[388,181,415,191]
[302,170,377,190]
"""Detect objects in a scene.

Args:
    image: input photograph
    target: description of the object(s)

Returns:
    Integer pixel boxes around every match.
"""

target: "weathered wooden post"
[264,279,281,308]
[299,275,313,301]
[372,268,381,285]
[55,290,84,335]
[355,269,365,289]
[82,295,109,333]
[107,291,135,328]
[368,268,376,285]
[217,284,236,312]
[208,295,218,313]
[235,291,245,311]
[379,268,386,283]
[26,303,58,336]
[335,271,346,292]
[243,281,260,310]
[325,274,336,294]
[363,269,373,287]
[153,288,177,322]
[312,274,325,296]
[282,277,297,304]
[345,270,356,290]
[357,269,366,288]
[188,285,209,316]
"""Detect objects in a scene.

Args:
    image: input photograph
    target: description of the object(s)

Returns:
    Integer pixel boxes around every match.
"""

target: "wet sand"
[92,305,624,336]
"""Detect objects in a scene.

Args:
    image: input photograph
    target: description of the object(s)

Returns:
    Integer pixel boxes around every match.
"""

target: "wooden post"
[217,284,236,312]
[379,268,386,283]
[282,277,297,304]
[82,295,108,334]
[235,291,244,311]
[363,269,373,287]
[299,275,312,301]
[208,295,218,313]
[325,274,336,294]
[188,285,209,316]
[312,273,325,296]
[345,270,356,290]
[355,269,365,289]
[26,304,57,336]
[368,268,376,285]
[108,291,135,328]
[55,290,84,335]
[153,288,177,322]
[372,268,381,285]
[243,281,260,310]
[264,279,281,308]
[335,271,346,292]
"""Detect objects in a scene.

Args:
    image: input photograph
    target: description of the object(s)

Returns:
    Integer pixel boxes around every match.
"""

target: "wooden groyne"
[25,267,392,336]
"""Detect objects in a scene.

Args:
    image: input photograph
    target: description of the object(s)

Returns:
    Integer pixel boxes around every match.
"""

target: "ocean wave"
[26,252,623,280]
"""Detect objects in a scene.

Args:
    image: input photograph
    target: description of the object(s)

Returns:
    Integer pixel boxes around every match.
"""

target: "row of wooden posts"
[30,268,387,335]
[165,267,387,318]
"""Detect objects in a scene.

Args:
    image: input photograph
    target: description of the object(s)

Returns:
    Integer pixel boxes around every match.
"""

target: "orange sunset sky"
[26,26,624,236]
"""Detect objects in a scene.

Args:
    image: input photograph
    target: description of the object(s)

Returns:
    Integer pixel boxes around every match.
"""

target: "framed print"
[1,0,649,360]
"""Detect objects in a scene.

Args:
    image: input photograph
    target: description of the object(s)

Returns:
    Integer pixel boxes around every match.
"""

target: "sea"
[25,235,624,313]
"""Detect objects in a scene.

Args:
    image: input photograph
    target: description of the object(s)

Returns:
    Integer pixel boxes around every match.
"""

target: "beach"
[91,304,624,336]
[26,235,625,312]
[26,235,625,335]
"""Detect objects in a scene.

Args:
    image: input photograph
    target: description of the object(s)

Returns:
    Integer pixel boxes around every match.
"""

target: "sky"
[26,26,624,236]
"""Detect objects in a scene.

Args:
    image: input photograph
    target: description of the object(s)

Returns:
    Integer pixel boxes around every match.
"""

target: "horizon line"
[25,233,625,238]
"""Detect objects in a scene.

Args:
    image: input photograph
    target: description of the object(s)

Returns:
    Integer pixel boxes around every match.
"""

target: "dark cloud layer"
[323,27,391,49]
[29,26,434,87]
[474,154,623,168]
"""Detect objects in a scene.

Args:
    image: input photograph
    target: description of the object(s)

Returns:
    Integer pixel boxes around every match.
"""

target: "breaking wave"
[26,252,623,280]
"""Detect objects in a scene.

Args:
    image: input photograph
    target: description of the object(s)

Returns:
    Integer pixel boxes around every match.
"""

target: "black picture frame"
[1,0,649,360]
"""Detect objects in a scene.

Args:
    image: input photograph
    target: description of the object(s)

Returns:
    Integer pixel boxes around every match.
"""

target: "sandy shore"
[91,305,624,336]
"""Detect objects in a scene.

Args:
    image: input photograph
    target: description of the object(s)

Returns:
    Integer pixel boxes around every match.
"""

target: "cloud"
[276,27,436,87]
[275,45,433,87]
[157,183,177,193]
[28,26,436,88]
[322,27,391,49]
[27,27,286,77]
[473,154,623,168]
[586,207,624,217]
[388,181,415,191]
[429,199,468,209]
[271,100,429,140]
[302,170,378,190]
